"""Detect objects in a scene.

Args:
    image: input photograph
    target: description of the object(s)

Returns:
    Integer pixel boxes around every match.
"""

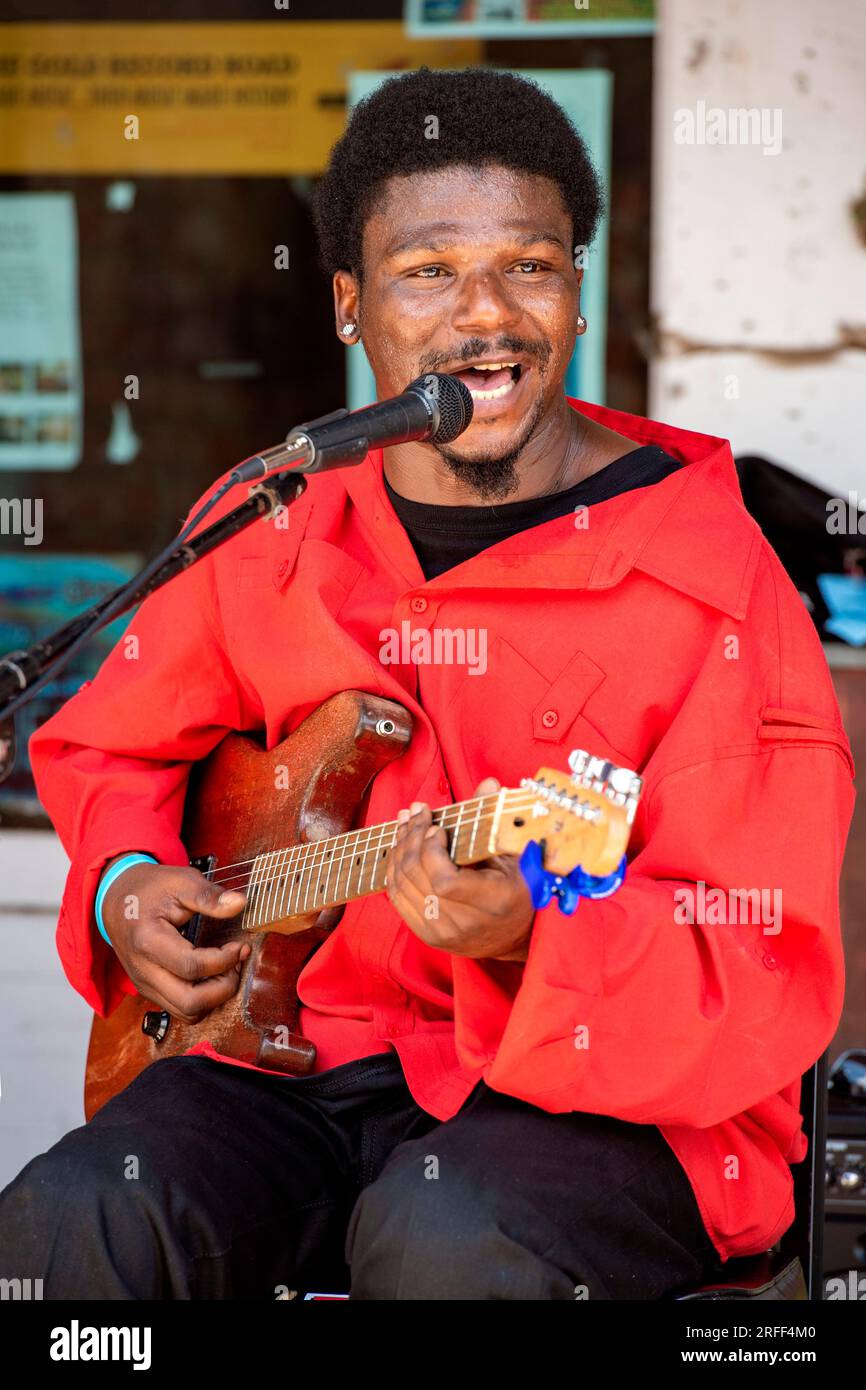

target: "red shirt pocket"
[758,705,855,778]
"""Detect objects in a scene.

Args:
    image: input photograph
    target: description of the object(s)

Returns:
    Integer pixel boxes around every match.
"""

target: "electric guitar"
[84,690,642,1119]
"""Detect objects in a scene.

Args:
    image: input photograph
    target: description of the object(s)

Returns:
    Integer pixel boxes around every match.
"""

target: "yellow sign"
[0,22,480,175]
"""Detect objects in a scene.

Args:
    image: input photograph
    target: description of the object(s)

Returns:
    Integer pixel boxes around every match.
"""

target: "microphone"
[234,372,474,483]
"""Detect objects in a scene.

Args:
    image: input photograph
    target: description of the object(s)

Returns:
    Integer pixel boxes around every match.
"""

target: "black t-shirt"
[384,444,682,580]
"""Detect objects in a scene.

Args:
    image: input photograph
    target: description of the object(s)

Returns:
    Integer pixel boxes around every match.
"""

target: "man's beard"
[433,394,546,502]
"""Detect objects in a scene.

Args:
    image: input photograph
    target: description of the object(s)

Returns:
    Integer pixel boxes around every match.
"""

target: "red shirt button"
[276,560,289,577]
[541,709,559,728]
[385,1024,401,1038]
[438,776,449,795]
[410,596,428,614]
[762,953,778,970]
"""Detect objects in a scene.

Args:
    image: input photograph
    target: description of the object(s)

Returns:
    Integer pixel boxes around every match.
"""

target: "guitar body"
[84,690,412,1120]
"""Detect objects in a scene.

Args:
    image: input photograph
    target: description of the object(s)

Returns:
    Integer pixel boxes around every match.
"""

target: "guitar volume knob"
[142,1010,170,1042]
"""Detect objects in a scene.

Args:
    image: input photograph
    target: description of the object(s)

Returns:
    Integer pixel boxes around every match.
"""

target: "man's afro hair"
[313,66,604,279]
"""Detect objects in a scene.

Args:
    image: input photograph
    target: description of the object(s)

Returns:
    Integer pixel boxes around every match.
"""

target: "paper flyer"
[0,192,82,471]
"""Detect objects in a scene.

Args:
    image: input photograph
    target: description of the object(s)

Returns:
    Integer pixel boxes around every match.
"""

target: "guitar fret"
[313,841,326,912]
[356,827,371,897]
[311,837,328,909]
[322,836,337,907]
[288,842,303,916]
[378,823,395,892]
[247,850,257,928]
[365,827,378,894]
[262,851,277,926]
[263,849,280,925]
[241,795,514,930]
[381,823,395,889]
[352,827,367,898]
[300,843,314,913]
[302,841,316,913]
[251,853,265,927]
[343,828,362,903]
[340,829,355,902]
[467,801,482,860]
[329,833,343,906]
[318,839,332,905]
[449,801,465,862]
[276,843,293,920]
[316,840,329,906]
[282,844,296,916]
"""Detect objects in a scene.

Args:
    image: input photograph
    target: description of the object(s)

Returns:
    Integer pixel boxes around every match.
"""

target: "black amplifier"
[826,1110,866,1214]
[823,1052,866,1294]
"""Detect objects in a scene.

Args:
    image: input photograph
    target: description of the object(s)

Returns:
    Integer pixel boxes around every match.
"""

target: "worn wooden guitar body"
[84,690,412,1120]
[84,687,641,1121]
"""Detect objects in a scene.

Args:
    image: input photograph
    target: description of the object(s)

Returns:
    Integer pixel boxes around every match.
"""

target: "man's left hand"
[385,778,534,961]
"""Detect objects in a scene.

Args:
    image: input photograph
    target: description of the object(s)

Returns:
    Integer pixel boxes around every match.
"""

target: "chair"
[670,1053,827,1301]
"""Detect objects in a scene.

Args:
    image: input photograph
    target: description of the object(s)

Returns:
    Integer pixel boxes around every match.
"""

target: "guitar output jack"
[142,1010,170,1042]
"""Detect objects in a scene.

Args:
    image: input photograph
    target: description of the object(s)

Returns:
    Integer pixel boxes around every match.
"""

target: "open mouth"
[451,361,524,402]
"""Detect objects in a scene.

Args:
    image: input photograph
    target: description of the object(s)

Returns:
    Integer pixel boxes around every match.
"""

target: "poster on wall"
[0,23,480,176]
[404,0,656,39]
[0,553,138,817]
[0,193,82,471]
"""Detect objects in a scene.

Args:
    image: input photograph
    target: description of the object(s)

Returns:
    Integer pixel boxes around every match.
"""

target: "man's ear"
[333,270,360,343]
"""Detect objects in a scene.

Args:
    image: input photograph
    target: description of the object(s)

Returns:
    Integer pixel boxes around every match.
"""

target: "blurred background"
[0,0,864,1286]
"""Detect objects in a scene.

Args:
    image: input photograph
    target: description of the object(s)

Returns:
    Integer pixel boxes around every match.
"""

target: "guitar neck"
[241,792,505,931]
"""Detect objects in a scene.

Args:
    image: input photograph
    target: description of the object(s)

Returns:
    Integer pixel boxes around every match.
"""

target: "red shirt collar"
[340,396,760,621]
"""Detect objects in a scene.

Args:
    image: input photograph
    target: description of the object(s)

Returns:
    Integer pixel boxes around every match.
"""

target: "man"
[0,68,854,1300]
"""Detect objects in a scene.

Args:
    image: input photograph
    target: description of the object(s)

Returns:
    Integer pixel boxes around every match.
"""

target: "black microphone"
[234,372,474,483]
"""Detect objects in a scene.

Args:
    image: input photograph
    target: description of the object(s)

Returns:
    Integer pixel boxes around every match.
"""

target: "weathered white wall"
[0,832,90,1189]
[650,0,866,496]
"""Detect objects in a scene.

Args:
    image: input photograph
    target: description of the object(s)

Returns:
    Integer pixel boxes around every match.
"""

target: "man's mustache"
[419,336,552,374]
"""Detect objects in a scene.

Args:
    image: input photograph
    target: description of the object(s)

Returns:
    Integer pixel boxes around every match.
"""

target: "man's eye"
[413,266,446,279]
[513,260,545,273]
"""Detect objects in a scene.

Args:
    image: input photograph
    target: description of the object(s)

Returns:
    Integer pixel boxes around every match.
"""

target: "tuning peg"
[567,749,643,825]
[519,776,603,822]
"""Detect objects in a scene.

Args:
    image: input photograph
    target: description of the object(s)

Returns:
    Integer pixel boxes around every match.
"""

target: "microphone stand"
[0,414,370,786]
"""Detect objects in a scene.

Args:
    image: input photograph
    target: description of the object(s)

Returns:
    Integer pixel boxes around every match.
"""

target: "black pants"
[0,1052,719,1300]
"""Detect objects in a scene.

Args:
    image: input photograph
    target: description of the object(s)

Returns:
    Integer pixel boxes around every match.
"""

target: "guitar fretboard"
[241,792,504,930]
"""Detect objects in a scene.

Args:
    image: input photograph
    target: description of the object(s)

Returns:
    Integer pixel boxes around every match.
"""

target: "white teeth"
[472,362,517,371]
[469,377,516,401]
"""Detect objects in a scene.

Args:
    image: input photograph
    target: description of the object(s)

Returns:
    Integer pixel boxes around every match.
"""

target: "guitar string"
[210,793,610,902]
[204,793,609,912]
[195,786,607,883]
[205,792,557,890]
[197,792,498,880]
[245,814,472,925]
[208,822,482,922]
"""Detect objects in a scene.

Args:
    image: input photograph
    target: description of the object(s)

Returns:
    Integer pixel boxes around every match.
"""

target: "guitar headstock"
[492,749,643,878]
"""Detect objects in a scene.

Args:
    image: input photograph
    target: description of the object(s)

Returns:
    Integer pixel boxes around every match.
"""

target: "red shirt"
[30,397,855,1263]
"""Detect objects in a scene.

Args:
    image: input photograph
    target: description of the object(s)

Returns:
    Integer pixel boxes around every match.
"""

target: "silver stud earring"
[577,315,587,332]
[341,322,357,338]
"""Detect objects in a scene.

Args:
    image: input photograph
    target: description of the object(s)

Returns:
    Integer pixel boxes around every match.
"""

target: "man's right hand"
[100,859,249,1024]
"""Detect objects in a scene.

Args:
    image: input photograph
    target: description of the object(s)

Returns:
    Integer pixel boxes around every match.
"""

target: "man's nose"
[451,269,521,336]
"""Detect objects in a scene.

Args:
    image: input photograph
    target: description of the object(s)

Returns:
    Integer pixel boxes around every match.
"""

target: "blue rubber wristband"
[95,853,158,947]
